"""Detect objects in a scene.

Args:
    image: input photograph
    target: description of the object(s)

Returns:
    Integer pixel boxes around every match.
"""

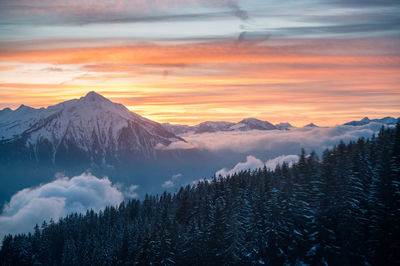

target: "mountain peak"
[0,107,11,112]
[0,107,12,118]
[236,117,276,130]
[275,122,293,130]
[16,104,34,112]
[304,123,318,128]
[80,91,110,103]
[240,117,262,123]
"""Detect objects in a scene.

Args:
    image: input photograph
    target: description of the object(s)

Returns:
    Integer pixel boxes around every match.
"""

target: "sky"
[0,0,399,126]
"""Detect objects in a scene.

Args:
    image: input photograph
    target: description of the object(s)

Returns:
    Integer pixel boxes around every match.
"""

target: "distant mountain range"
[163,116,400,135]
[162,118,293,135]
[0,92,398,166]
[343,116,400,126]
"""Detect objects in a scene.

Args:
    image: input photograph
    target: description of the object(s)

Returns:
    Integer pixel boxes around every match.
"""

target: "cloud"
[0,0,244,25]
[331,0,400,7]
[155,141,198,150]
[162,173,183,188]
[216,155,263,177]
[170,122,386,154]
[172,173,182,180]
[265,155,299,170]
[125,185,139,199]
[216,154,299,177]
[41,66,64,72]
[0,173,124,240]
[162,180,174,188]
[271,21,400,38]
[225,1,249,20]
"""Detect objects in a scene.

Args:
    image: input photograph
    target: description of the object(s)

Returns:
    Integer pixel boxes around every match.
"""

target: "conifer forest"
[1,124,399,265]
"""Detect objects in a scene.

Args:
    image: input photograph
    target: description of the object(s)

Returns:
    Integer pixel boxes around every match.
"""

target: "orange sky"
[1,0,400,126]
[1,38,399,126]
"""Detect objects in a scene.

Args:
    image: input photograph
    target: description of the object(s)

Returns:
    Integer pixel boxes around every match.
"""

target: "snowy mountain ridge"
[162,118,283,135]
[0,91,180,163]
[344,116,400,126]
[162,115,400,135]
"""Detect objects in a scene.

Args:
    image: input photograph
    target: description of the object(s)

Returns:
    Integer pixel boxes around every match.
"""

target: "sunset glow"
[0,0,399,126]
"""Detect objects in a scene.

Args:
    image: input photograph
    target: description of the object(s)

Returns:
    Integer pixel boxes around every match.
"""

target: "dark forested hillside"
[1,124,399,265]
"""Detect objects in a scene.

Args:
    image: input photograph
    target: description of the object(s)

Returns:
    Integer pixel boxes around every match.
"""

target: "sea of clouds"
[157,122,385,153]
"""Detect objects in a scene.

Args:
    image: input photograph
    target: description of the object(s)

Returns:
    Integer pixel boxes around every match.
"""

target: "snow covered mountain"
[162,116,400,136]
[162,121,235,135]
[232,118,277,131]
[304,123,319,128]
[162,118,280,135]
[195,121,236,133]
[0,91,181,164]
[275,122,293,130]
[344,116,400,126]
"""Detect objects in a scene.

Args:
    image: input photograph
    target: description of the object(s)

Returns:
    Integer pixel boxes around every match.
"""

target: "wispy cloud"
[269,21,400,38]
[125,185,139,199]
[0,0,245,25]
[1,38,399,126]
[162,173,183,189]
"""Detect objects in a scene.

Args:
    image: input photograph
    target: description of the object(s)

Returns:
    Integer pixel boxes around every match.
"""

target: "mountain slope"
[0,92,181,164]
